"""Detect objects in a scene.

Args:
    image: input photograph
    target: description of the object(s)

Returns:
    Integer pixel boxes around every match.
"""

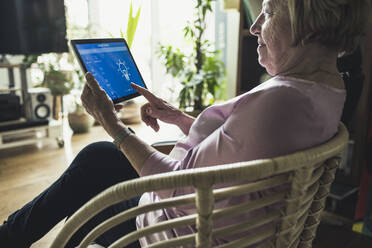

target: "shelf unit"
[0,119,64,150]
[0,62,64,149]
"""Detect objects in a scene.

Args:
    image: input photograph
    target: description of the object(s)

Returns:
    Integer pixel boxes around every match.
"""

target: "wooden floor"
[0,119,182,248]
[0,119,371,248]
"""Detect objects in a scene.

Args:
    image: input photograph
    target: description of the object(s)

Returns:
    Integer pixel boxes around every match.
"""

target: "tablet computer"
[70,38,147,103]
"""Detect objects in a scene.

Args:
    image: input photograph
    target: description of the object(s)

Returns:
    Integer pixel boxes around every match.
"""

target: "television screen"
[0,0,68,55]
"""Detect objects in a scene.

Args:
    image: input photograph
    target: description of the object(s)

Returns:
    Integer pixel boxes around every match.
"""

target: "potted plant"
[39,63,74,120]
[43,65,74,96]
[67,94,95,134]
[157,0,226,115]
[68,104,95,133]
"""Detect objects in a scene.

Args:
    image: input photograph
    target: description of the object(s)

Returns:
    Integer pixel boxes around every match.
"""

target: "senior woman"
[1,0,370,247]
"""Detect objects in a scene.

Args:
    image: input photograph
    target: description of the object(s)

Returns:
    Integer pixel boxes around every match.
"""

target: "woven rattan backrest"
[51,123,348,248]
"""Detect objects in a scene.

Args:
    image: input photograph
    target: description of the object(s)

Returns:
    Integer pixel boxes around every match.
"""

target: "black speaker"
[0,93,22,122]
[26,88,52,121]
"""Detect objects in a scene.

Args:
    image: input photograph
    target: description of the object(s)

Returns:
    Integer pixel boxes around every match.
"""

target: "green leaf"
[202,6,207,18]
[156,0,226,110]
[127,1,141,48]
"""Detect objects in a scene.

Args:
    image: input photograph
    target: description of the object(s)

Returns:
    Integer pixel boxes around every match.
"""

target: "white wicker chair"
[51,123,348,248]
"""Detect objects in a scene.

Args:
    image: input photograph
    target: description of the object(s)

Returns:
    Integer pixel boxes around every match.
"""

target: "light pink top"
[136,76,346,246]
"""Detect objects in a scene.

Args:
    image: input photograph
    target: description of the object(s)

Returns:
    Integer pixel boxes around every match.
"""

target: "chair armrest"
[151,141,177,155]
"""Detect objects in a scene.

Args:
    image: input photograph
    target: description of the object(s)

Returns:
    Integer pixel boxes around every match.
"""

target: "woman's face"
[250,0,303,75]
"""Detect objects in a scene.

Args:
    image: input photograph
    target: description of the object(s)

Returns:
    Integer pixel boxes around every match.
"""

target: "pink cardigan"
[136,76,346,246]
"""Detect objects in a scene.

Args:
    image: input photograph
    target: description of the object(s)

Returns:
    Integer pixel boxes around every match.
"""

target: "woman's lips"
[257,44,266,54]
[258,39,266,47]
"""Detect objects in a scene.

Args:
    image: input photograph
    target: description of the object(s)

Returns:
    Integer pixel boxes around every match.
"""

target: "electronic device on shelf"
[27,88,52,121]
[0,93,22,122]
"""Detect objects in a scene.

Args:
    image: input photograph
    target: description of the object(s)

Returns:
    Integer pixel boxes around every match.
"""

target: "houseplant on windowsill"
[157,0,226,116]
[41,64,75,120]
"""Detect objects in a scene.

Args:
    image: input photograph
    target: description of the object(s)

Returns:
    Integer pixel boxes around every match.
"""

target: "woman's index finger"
[131,83,159,103]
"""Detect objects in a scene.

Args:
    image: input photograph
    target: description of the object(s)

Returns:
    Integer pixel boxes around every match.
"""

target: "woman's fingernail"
[86,73,93,80]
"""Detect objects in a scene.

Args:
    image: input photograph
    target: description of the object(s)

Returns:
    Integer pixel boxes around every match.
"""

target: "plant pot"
[119,101,141,124]
[68,111,95,134]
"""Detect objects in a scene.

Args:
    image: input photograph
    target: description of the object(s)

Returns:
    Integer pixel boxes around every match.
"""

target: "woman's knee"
[83,141,119,157]
[67,141,138,182]
[70,141,126,171]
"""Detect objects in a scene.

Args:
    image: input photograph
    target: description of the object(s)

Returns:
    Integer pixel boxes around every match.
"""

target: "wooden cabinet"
[236,0,266,96]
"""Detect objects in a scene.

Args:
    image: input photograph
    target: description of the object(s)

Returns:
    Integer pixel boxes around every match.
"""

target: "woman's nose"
[250,13,262,36]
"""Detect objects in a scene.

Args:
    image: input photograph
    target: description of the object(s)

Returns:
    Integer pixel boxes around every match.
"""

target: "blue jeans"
[0,142,141,248]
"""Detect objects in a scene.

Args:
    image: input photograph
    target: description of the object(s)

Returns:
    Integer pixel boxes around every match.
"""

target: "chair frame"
[51,124,348,248]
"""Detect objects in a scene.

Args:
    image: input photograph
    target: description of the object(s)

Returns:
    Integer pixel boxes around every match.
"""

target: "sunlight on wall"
[65,0,88,28]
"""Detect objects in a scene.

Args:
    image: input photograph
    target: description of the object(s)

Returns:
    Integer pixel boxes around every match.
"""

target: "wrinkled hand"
[81,72,123,137]
[131,83,183,132]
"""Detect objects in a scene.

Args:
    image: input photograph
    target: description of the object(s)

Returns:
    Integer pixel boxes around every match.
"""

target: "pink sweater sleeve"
[140,85,322,199]
[140,151,181,177]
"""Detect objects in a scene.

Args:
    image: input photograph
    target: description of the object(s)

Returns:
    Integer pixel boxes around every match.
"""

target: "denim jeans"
[0,141,141,248]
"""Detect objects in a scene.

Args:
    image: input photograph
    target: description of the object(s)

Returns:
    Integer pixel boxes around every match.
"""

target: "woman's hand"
[131,83,195,134]
[81,72,124,137]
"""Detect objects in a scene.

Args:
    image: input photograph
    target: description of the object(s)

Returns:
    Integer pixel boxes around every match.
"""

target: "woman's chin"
[258,57,266,69]
[258,61,275,76]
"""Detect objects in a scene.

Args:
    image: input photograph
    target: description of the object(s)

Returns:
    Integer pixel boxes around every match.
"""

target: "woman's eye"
[263,11,274,17]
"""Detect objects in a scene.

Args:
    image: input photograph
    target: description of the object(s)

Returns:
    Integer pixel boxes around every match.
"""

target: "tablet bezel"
[70,38,147,103]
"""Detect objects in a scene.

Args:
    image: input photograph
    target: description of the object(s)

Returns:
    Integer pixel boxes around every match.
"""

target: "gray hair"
[286,0,371,53]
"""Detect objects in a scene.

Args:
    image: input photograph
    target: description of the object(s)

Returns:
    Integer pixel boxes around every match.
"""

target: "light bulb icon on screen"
[117,59,130,81]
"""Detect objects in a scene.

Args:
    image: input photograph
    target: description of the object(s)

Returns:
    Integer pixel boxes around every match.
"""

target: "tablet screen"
[73,40,146,103]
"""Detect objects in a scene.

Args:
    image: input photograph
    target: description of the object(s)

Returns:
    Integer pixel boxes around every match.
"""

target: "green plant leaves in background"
[42,66,74,96]
[157,0,226,110]
[126,1,141,48]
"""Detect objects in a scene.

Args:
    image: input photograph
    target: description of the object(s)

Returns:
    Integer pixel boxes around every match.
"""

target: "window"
[66,0,217,104]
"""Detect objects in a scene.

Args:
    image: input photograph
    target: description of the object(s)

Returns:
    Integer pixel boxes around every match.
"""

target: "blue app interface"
[76,42,145,100]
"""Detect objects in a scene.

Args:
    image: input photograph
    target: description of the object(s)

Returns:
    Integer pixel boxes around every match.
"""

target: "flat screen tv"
[0,0,68,55]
